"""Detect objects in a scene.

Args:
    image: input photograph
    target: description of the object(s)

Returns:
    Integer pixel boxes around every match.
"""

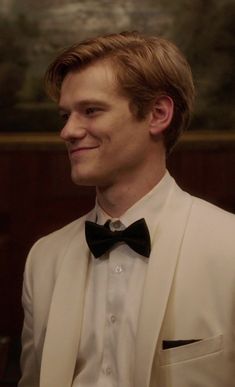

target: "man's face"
[59,60,156,188]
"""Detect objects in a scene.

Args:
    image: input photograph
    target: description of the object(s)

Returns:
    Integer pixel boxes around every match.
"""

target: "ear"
[149,95,174,135]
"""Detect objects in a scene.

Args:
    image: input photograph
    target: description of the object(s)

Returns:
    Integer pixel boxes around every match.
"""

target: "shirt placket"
[98,220,134,387]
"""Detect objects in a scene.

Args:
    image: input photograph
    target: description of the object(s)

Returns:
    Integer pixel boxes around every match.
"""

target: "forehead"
[59,60,120,104]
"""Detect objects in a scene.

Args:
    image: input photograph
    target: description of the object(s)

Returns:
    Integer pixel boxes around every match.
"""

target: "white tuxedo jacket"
[19,179,235,387]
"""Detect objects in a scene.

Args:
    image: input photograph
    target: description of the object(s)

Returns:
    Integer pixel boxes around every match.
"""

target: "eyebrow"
[58,99,110,113]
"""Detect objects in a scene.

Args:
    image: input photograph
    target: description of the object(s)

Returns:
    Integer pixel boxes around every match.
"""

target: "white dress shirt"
[72,171,173,387]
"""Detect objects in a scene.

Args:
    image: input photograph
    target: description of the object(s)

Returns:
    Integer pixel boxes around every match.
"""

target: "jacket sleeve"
[18,256,40,387]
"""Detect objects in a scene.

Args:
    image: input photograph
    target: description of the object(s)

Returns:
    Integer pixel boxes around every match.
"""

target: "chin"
[71,171,100,187]
[71,176,95,187]
[71,170,113,188]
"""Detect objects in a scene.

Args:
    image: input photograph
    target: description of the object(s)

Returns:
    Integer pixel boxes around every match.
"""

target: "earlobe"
[149,95,174,135]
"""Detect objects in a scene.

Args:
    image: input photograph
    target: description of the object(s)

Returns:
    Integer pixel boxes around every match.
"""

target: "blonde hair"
[45,31,195,153]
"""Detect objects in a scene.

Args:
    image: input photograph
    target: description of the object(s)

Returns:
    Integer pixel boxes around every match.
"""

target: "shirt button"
[104,366,112,375]
[111,220,122,230]
[114,265,123,273]
[110,315,116,323]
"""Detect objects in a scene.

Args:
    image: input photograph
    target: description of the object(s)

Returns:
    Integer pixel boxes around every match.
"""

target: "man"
[19,32,235,387]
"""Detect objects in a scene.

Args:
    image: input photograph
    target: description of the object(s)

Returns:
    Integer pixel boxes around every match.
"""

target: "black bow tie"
[85,218,151,258]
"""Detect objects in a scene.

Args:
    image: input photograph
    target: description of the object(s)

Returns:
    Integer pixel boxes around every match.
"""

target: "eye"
[85,107,100,116]
[59,112,70,123]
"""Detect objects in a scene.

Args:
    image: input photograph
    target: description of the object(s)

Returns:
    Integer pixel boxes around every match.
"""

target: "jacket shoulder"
[25,210,92,276]
[188,196,235,250]
[33,214,86,249]
[191,196,235,225]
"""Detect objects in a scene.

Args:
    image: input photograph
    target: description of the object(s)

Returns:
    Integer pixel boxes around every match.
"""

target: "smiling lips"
[69,146,99,156]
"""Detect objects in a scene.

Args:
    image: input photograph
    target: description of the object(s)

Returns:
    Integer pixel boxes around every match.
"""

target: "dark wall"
[0,137,235,337]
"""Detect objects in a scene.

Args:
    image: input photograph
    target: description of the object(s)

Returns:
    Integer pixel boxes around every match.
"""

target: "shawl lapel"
[134,183,193,387]
[40,210,95,387]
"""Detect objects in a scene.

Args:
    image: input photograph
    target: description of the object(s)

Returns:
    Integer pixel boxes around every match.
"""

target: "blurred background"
[0,0,234,132]
[0,0,234,385]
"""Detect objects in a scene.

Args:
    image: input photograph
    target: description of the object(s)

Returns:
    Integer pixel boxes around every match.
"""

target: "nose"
[60,114,87,142]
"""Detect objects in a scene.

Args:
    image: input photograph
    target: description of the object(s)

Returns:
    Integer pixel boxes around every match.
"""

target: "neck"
[96,163,166,218]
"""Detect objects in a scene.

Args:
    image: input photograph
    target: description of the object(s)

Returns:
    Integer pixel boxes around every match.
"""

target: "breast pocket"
[156,335,227,387]
[159,334,223,365]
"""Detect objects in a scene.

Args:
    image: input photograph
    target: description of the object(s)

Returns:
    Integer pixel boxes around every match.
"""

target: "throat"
[96,185,131,217]
[96,173,164,218]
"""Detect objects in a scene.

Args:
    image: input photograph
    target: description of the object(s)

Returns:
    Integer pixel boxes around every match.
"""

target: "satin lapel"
[40,211,95,387]
[134,184,193,387]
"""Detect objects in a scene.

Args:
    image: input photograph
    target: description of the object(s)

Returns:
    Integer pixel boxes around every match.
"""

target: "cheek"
[86,120,112,142]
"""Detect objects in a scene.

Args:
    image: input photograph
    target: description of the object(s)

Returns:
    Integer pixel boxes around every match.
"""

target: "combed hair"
[45,31,195,153]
